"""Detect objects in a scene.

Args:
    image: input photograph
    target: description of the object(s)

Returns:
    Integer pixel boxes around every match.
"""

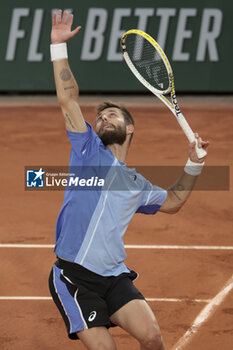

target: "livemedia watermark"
[25,165,230,191]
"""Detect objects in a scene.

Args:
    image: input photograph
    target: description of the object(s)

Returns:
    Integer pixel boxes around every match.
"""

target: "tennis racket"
[121,29,207,159]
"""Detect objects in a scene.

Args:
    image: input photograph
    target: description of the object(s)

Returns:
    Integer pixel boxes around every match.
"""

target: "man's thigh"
[78,326,116,350]
[106,270,145,317]
[110,299,161,342]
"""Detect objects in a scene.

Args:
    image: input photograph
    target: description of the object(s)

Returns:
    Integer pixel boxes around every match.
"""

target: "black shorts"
[48,258,145,339]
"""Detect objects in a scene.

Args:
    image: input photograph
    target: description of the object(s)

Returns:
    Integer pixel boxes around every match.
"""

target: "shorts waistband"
[56,257,104,279]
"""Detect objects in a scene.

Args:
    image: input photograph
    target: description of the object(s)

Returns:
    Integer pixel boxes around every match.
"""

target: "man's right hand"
[51,9,81,44]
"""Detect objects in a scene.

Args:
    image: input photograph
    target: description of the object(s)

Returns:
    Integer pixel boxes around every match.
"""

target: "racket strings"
[125,34,169,92]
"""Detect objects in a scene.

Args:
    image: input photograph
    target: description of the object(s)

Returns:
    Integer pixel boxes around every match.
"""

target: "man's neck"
[106,142,129,164]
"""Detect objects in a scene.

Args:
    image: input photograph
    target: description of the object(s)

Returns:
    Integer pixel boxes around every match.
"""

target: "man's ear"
[126,124,134,136]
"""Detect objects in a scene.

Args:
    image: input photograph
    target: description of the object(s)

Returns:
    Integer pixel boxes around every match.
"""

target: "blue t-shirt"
[54,122,167,276]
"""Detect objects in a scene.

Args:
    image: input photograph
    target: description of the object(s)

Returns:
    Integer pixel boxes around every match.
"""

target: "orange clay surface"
[0,100,233,350]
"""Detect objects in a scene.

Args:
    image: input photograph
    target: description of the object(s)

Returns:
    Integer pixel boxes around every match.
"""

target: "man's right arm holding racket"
[159,134,209,213]
[51,10,87,133]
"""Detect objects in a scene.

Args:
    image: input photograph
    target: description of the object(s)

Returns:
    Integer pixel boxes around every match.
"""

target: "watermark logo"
[24,166,229,191]
[26,168,45,188]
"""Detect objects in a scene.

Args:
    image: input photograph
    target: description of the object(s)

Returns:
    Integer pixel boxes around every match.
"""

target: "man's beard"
[98,125,127,146]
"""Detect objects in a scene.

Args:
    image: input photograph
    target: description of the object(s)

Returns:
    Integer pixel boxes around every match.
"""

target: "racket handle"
[177,114,207,159]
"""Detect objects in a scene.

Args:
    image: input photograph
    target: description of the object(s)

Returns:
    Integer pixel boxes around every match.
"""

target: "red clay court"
[0,96,233,349]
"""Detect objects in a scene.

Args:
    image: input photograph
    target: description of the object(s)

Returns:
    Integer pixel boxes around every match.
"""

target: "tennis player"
[48,10,209,350]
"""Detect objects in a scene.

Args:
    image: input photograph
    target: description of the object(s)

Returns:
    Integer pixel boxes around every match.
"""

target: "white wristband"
[50,43,68,61]
[184,158,204,176]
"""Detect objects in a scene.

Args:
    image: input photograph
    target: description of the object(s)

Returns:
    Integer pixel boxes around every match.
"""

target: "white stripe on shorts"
[74,289,88,330]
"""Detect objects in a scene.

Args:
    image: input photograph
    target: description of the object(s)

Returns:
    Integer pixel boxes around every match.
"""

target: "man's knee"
[92,339,117,350]
[140,325,165,350]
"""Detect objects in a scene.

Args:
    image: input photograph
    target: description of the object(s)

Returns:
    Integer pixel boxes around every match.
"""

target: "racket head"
[121,29,173,95]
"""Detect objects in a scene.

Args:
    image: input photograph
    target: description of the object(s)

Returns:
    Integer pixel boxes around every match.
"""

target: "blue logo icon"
[26,168,45,188]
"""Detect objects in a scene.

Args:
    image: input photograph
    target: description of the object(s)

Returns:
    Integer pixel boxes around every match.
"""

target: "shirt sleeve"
[136,178,167,215]
[66,122,101,159]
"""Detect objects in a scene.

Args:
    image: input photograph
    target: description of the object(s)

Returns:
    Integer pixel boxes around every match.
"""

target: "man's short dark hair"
[96,101,134,143]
